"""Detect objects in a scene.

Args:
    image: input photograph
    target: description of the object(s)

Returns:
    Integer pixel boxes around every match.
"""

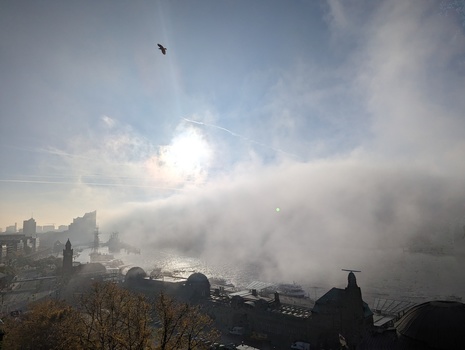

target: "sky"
[1,1,465,289]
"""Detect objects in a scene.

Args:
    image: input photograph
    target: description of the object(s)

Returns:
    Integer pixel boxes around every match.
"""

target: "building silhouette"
[56,249,465,349]
[62,239,73,275]
[67,210,97,244]
[0,217,39,261]
[123,267,373,348]
[22,218,36,236]
[311,271,373,347]
[359,300,465,349]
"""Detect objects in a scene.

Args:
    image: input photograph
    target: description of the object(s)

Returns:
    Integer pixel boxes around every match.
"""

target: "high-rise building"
[23,218,37,236]
[68,211,97,243]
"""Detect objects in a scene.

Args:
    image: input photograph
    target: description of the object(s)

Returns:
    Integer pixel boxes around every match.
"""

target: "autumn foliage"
[2,281,219,350]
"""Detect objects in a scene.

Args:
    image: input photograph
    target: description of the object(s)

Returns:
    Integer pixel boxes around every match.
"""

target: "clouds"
[99,0,465,290]
[353,1,465,160]
[108,155,465,288]
[1,1,464,294]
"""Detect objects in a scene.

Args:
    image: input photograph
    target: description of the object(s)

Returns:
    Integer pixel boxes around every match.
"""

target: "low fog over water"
[98,160,465,304]
[82,210,465,305]
[2,0,464,306]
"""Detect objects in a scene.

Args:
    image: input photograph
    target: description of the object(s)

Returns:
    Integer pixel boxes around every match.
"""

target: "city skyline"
[1,1,465,285]
[0,211,91,233]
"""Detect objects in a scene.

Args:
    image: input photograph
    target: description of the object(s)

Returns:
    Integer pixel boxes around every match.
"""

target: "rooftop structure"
[360,300,465,349]
[396,300,465,350]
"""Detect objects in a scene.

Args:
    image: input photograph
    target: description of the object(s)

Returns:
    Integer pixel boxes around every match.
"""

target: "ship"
[277,283,307,298]
[90,228,124,268]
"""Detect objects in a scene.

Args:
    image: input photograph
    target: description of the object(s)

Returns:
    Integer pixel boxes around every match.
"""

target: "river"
[74,246,465,306]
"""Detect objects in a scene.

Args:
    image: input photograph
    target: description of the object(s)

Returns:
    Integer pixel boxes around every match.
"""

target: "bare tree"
[75,281,154,350]
[2,282,218,350]
[154,292,220,350]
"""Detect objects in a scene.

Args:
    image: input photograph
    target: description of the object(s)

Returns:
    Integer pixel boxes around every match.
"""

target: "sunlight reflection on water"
[75,246,465,303]
[76,246,262,289]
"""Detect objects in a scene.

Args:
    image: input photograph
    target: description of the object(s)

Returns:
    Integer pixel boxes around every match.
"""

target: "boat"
[89,228,124,268]
[90,251,114,263]
[89,251,124,267]
[277,283,306,298]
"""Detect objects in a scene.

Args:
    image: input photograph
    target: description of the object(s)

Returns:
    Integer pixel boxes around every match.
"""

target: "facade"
[124,267,211,303]
[42,224,55,232]
[395,300,465,349]
[0,233,39,261]
[311,272,373,348]
[68,211,97,244]
[123,268,373,349]
[23,218,36,236]
[207,272,373,349]
[5,223,17,233]
[359,300,465,349]
[57,225,68,232]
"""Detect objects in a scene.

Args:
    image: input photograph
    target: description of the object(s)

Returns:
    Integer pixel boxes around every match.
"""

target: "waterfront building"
[310,271,373,348]
[68,210,97,244]
[359,300,465,349]
[123,267,372,348]
[124,267,210,302]
[205,272,373,349]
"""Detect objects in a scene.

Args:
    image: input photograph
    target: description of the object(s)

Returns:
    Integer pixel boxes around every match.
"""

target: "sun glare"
[158,128,212,182]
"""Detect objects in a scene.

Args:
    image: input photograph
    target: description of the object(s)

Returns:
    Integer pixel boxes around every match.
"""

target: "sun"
[158,128,212,182]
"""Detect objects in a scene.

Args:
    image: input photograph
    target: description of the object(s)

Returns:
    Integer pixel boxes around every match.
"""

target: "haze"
[1,1,465,295]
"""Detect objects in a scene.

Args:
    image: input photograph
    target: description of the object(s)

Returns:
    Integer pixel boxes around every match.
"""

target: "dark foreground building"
[124,268,373,349]
[59,241,465,349]
[310,271,373,347]
[359,300,465,349]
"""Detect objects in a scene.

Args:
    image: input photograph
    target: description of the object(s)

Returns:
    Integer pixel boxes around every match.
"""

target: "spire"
[342,269,361,288]
[348,272,357,287]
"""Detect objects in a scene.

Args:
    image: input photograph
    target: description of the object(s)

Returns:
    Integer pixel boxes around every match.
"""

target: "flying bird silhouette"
[157,43,167,55]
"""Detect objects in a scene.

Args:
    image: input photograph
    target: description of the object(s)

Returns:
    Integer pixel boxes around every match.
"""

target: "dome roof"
[126,266,146,280]
[186,272,209,284]
[396,300,465,350]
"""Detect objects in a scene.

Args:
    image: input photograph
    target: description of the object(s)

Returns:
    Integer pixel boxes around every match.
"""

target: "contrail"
[1,144,96,160]
[0,179,186,191]
[183,118,301,159]
[1,145,155,167]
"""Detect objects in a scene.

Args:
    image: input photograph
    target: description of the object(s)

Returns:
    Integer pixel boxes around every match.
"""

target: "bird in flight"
[158,43,167,55]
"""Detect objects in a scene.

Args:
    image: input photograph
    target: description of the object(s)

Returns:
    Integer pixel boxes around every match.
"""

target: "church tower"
[62,239,73,274]
[342,271,366,347]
